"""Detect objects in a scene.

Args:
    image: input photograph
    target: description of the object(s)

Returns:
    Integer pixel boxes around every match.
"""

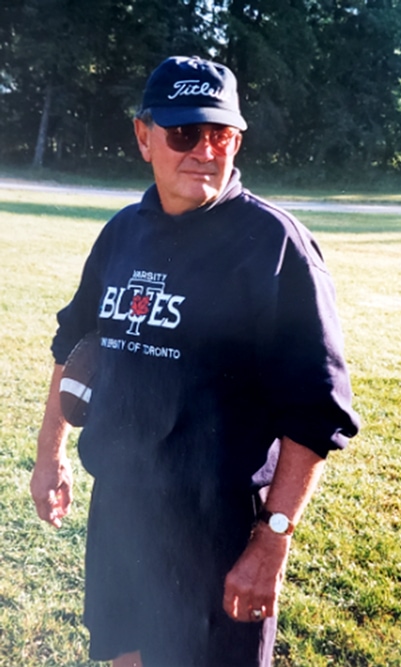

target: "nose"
[190,132,215,160]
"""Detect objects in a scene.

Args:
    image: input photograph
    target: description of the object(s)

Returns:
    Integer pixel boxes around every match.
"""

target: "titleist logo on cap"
[167,79,227,101]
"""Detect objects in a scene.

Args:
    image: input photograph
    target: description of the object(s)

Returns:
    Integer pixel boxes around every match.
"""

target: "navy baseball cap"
[139,56,247,131]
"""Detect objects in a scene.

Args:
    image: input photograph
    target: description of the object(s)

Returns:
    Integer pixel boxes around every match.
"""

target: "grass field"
[0,184,400,666]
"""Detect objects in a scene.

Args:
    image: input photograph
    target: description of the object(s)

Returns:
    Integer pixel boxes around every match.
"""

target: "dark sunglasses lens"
[165,124,239,155]
[166,126,201,152]
[210,127,237,155]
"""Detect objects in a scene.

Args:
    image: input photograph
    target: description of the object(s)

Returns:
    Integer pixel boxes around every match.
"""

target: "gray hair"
[135,108,154,126]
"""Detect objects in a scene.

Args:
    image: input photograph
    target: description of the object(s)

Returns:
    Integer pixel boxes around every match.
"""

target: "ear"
[134,118,152,163]
[233,132,243,156]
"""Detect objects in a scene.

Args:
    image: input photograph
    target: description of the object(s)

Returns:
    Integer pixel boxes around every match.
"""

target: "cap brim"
[151,106,247,131]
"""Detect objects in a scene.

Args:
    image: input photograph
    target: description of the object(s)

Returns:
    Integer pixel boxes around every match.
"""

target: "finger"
[36,498,61,527]
[223,590,237,618]
[248,604,268,622]
[57,484,73,514]
[48,513,63,528]
[226,591,273,622]
[48,499,65,528]
[233,595,239,619]
[224,582,256,622]
[224,591,255,622]
[36,490,66,527]
[49,489,72,526]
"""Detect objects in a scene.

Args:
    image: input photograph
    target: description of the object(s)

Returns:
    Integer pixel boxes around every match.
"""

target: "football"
[59,331,100,427]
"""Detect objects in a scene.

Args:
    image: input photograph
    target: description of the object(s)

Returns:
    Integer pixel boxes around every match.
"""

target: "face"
[134,119,242,216]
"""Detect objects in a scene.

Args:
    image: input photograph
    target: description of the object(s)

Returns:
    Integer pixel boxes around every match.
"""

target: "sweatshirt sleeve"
[268,227,359,458]
[51,240,103,365]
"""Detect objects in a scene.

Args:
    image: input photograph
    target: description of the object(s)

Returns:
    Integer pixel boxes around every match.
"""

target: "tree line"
[1,0,401,182]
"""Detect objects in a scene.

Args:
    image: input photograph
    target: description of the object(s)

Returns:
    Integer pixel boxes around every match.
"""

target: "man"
[31,56,359,667]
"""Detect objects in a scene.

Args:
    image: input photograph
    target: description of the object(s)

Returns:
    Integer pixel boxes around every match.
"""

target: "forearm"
[223,436,326,621]
[31,363,73,527]
[36,364,71,461]
[263,435,326,526]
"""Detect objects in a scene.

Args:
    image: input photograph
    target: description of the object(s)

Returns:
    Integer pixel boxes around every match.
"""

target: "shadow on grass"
[0,201,130,222]
[1,200,401,234]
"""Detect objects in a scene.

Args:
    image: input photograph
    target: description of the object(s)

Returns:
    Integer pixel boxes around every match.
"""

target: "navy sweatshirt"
[52,169,359,490]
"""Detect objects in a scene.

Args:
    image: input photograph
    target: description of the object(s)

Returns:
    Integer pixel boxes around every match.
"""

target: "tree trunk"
[32,83,52,168]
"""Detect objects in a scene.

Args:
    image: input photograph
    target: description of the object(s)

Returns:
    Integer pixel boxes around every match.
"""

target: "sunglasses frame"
[164,124,240,156]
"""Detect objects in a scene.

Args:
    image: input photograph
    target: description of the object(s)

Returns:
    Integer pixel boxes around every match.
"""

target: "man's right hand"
[31,363,73,528]
[30,457,73,528]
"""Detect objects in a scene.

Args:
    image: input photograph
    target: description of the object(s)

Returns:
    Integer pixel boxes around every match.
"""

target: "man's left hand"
[223,522,291,622]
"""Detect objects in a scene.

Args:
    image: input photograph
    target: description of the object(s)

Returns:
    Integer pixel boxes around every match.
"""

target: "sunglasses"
[164,124,240,156]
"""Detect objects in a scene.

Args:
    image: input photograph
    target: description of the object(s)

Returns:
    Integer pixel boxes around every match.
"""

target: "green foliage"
[0,0,216,167]
[305,0,401,171]
[1,1,401,177]
[0,184,400,665]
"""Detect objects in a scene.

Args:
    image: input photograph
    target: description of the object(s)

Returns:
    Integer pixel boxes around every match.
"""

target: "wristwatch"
[258,508,295,536]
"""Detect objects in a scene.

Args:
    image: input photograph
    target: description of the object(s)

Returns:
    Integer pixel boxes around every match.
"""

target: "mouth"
[182,171,216,179]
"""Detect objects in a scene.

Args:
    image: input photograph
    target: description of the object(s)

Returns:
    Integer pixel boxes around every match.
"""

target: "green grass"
[0,185,400,666]
[251,187,401,204]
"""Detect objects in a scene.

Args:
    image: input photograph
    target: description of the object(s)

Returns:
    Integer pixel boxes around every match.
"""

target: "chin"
[191,183,219,203]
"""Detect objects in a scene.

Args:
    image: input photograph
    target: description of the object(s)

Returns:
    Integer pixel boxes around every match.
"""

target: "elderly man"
[31,56,359,667]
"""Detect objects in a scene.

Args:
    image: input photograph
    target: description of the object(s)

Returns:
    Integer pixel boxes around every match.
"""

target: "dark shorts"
[83,476,275,666]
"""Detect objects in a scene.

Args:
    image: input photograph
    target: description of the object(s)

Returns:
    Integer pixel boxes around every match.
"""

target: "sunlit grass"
[0,186,400,666]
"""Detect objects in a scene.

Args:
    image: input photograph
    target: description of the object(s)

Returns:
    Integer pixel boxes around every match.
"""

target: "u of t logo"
[99,271,185,336]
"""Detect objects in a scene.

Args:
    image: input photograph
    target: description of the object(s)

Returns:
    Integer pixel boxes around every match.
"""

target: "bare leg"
[259,616,277,667]
[112,651,143,667]
[259,485,270,504]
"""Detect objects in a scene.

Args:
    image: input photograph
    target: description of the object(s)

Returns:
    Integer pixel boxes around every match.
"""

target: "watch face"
[269,513,290,534]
